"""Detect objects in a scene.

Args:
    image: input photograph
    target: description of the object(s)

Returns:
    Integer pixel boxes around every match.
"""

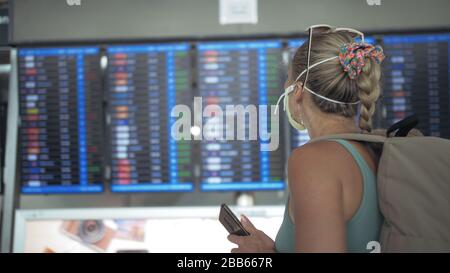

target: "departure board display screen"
[382,33,450,138]
[197,40,285,191]
[18,47,103,194]
[107,43,194,192]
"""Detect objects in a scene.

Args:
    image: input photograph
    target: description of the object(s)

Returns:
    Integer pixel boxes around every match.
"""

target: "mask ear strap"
[274,93,285,115]
[274,85,294,115]
[303,86,360,105]
[275,56,339,115]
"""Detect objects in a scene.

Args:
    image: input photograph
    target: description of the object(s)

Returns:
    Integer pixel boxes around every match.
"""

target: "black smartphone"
[219,204,250,236]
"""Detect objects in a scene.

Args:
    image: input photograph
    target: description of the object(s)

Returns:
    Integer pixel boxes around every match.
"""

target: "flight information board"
[18,47,103,194]
[382,33,450,138]
[107,43,194,192]
[197,40,285,191]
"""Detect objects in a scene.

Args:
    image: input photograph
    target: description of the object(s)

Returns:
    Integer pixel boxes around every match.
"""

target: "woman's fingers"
[240,215,257,233]
[227,234,243,245]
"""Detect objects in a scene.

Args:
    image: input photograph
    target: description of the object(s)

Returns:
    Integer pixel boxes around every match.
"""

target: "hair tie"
[339,42,385,80]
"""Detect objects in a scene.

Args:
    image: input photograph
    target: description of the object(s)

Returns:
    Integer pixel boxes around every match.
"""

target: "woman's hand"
[227,215,276,253]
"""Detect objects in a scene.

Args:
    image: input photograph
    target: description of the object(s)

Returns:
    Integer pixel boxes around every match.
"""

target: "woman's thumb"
[241,215,257,232]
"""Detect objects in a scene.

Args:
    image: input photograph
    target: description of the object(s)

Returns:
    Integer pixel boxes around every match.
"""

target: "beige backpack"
[316,125,450,252]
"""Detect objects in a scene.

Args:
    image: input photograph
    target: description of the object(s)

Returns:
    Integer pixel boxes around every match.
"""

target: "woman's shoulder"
[287,140,359,182]
[287,140,350,222]
[289,140,348,163]
[288,138,376,182]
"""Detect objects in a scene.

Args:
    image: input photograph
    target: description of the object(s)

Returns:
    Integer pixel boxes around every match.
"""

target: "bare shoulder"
[287,140,352,188]
[288,140,349,170]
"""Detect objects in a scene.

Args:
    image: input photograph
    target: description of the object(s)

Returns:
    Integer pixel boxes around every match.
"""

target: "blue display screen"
[381,33,450,138]
[18,47,104,194]
[107,43,194,192]
[197,40,286,191]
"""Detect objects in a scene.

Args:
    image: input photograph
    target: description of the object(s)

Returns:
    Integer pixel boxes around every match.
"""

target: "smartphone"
[219,204,250,236]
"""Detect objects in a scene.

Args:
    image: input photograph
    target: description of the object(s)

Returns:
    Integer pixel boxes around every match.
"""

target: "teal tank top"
[275,139,383,253]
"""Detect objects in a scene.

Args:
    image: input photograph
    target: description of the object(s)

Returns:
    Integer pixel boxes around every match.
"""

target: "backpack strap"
[311,133,385,170]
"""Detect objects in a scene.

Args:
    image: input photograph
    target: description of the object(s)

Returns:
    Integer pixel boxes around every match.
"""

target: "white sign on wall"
[219,0,258,25]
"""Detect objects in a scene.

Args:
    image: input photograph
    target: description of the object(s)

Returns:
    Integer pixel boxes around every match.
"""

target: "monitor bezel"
[13,205,284,252]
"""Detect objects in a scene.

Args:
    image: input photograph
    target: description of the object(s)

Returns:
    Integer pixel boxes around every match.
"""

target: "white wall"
[11,0,450,43]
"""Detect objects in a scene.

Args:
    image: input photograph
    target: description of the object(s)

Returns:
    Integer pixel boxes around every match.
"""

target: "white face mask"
[284,92,305,131]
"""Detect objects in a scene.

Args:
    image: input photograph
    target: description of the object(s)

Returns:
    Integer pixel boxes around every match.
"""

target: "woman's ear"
[293,82,304,103]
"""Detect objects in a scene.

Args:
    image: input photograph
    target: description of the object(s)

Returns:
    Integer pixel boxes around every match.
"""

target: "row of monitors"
[17,33,450,194]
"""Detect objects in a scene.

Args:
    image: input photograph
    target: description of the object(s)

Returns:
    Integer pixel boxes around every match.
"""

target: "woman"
[227,25,385,253]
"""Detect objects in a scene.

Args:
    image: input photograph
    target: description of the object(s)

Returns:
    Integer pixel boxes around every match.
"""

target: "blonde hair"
[290,31,382,132]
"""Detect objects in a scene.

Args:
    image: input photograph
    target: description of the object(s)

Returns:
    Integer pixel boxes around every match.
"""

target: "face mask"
[284,92,305,131]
